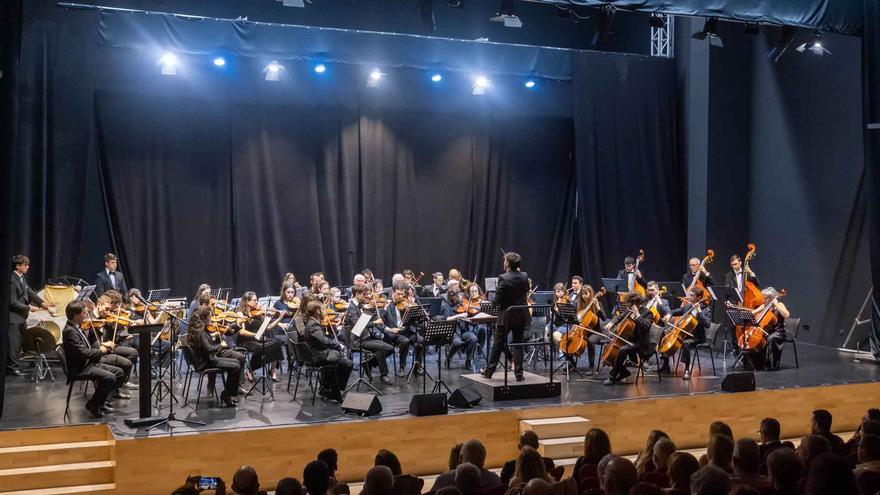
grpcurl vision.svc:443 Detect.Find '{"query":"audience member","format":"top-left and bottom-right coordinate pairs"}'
top-left (766, 449), bottom-right (801, 495)
top-left (510, 446), bottom-right (551, 486)
top-left (810, 409), bottom-right (845, 455)
top-left (597, 454), bottom-right (616, 489)
top-left (304, 460), bottom-right (332, 495)
top-left (706, 434), bottom-right (734, 473)
top-left (433, 440), bottom-right (501, 491)
top-left (805, 453), bottom-right (858, 495)
top-left (455, 463), bottom-right (482, 495)
top-left (449, 443), bottom-right (464, 471)
top-left (689, 466), bottom-right (729, 495)
top-left (698, 422), bottom-right (733, 466)
top-left (730, 438), bottom-right (764, 491)
top-left (758, 418), bottom-right (783, 462)
top-left (797, 435), bottom-right (831, 474)
top-left (628, 482), bottom-right (661, 495)
top-left (522, 478), bottom-right (552, 495)
top-left (501, 431), bottom-right (555, 486)
top-left (573, 428), bottom-right (613, 482)
top-left (276, 478), bottom-right (304, 495)
top-left (652, 438), bottom-right (676, 474)
top-left (855, 433), bottom-right (880, 474)
top-left (318, 449), bottom-right (349, 495)
top-left (603, 457), bottom-right (638, 495)
top-left (231, 466), bottom-right (261, 495)
top-left (375, 449), bottom-right (422, 495)
top-left (363, 466), bottom-right (395, 495)
top-left (375, 449), bottom-right (403, 476)
top-left (635, 430), bottom-right (669, 476)
top-left (665, 452), bottom-right (700, 495)
top-left (843, 408), bottom-right (880, 456)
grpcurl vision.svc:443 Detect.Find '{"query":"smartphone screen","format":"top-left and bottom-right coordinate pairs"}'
top-left (197, 477), bottom-right (220, 490)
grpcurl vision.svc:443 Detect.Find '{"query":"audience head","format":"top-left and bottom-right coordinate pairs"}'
top-left (448, 443), bottom-right (463, 471)
top-left (275, 477), bottom-right (304, 495)
top-left (652, 437), bottom-right (676, 470)
top-left (689, 465), bottom-right (730, 495)
top-left (459, 439), bottom-right (487, 469)
top-left (811, 409), bottom-right (833, 434)
top-left (858, 433), bottom-right (880, 464)
top-left (597, 454), bottom-right (616, 487)
top-left (519, 430), bottom-right (540, 450)
top-left (583, 428), bottom-right (613, 464)
top-left (798, 435), bottom-right (831, 471)
top-left (171, 487), bottom-right (199, 495)
top-left (231, 466), bottom-right (260, 495)
top-left (522, 478), bottom-right (552, 495)
top-left (435, 488), bottom-right (462, 495)
top-left (767, 448), bottom-right (802, 492)
top-left (732, 438), bottom-right (761, 477)
top-left (454, 463), bottom-right (481, 495)
top-left (806, 453), bottom-right (858, 495)
top-left (759, 417), bottom-right (781, 443)
top-left (628, 482), bottom-right (661, 495)
top-left (640, 430), bottom-right (669, 460)
top-left (707, 434), bottom-right (734, 472)
top-left (363, 466), bottom-right (395, 495)
top-left (514, 446), bottom-right (550, 484)
top-left (867, 408), bottom-right (880, 422)
top-left (603, 457), bottom-right (638, 495)
top-left (303, 460), bottom-right (331, 495)
top-left (708, 421), bottom-right (733, 441)
top-left (861, 419), bottom-right (880, 437)
top-left (666, 452), bottom-right (700, 491)
top-left (317, 449), bottom-right (339, 475)
top-left (374, 449), bottom-right (402, 477)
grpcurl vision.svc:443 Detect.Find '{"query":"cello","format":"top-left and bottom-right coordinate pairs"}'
top-left (657, 299), bottom-right (701, 357)
top-left (600, 304), bottom-right (641, 367)
top-left (686, 249), bottom-right (715, 294)
top-left (560, 288), bottom-right (607, 356)
top-left (736, 289), bottom-right (786, 352)
top-left (741, 244), bottom-right (763, 309)
top-left (646, 286), bottom-right (668, 324)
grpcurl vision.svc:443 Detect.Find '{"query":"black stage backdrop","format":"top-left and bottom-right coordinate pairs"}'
top-left (864, 0), bottom-right (880, 357)
top-left (572, 52), bottom-right (685, 285)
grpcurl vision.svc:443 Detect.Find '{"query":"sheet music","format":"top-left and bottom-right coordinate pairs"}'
top-left (254, 316), bottom-right (272, 340)
top-left (352, 313), bottom-right (372, 338)
top-left (446, 313), bottom-right (468, 321)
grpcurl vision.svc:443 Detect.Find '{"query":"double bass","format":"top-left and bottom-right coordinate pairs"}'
top-left (686, 249), bottom-right (715, 294)
top-left (560, 288), bottom-right (607, 356)
top-left (632, 250), bottom-right (647, 297)
top-left (741, 244), bottom-right (763, 309)
top-left (736, 289), bottom-right (786, 351)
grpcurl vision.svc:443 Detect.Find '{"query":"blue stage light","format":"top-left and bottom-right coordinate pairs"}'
top-left (431, 73), bottom-right (443, 82)
top-left (314, 63), bottom-right (327, 74)
top-left (213, 57), bottom-right (226, 67)
top-left (524, 80), bottom-right (536, 89)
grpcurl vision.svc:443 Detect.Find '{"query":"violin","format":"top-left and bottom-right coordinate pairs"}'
top-left (741, 243), bottom-right (762, 309)
top-left (332, 300), bottom-right (348, 312)
top-left (105, 312), bottom-right (135, 328)
top-left (736, 289), bottom-right (786, 351)
top-left (79, 318), bottom-right (105, 330)
top-left (248, 307), bottom-right (281, 318)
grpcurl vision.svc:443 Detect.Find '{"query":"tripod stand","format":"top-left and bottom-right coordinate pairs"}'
top-left (425, 320), bottom-right (457, 395)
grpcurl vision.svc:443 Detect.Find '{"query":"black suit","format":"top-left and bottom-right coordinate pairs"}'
top-left (616, 269), bottom-right (647, 292)
top-left (382, 303), bottom-right (424, 370)
top-left (94, 269), bottom-right (129, 298)
top-left (725, 271), bottom-right (760, 298)
top-left (62, 322), bottom-right (124, 408)
top-left (682, 271), bottom-right (717, 291)
top-left (421, 283), bottom-right (446, 298)
top-left (343, 302), bottom-right (393, 376)
top-left (8, 272), bottom-right (44, 370)
top-left (305, 318), bottom-right (353, 393)
top-left (486, 270), bottom-right (531, 375)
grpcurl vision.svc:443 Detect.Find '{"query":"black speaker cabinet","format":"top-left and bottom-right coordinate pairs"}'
top-left (341, 392), bottom-right (382, 416)
top-left (721, 372), bottom-right (755, 393)
top-left (449, 386), bottom-right (483, 409)
top-left (409, 393), bottom-right (448, 416)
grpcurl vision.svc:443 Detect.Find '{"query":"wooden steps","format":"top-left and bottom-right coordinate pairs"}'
top-left (0, 425), bottom-right (115, 495)
top-left (521, 416), bottom-right (591, 460)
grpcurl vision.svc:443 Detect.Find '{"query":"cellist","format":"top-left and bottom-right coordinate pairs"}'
top-left (752, 287), bottom-right (790, 370)
top-left (602, 292), bottom-right (654, 386)
top-left (682, 258), bottom-right (717, 291)
top-left (576, 285), bottom-right (608, 370)
top-left (663, 287), bottom-right (712, 380)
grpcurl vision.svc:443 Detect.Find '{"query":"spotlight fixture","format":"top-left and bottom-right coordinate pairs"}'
top-left (692, 17), bottom-right (723, 48)
top-left (431, 73), bottom-right (443, 82)
top-left (767, 26), bottom-right (796, 63)
top-left (277, 0), bottom-right (306, 7)
top-left (472, 75), bottom-right (490, 95)
top-left (592, 5), bottom-right (616, 46)
top-left (524, 80), bottom-right (536, 89)
top-left (264, 61), bottom-right (285, 81)
top-left (490, 0), bottom-right (523, 28)
top-left (367, 68), bottom-right (383, 87)
top-left (419, 0), bottom-right (436, 32)
top-left (158, 52), bottom-right (178, 75)
top-left (213, 57), bottom-right (226, 67)
top-left (314, 63), bottom-right (327, 74)
top-left (796, 31), bottom-right (831, 56)
top-left (649, 14), bottom-right (666, 29)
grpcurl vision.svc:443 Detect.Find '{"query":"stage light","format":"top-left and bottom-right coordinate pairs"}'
top-left (524, 80), bottom-right (536, 89)
top-left (213, 57), bottom-right (226, 67)
top-left (264, 61), bottom-right (285, 81)
top-left (692, 17), bottom-right (723, 48)
top-left (431, 73), bottom-right (443, 82)
top-left (158, 52), bottom-right (178, 76)
top-left (490, 0), bottom-right (523, 28)
top-left (592, 5), bottom-right (616, 46)
top-left (767, 26), bottom-right (796, 63)
top-left (314, 63), bottom-right (327, 74)
top-left (278, 0), bottom-right (306, 7)
top-left (367, 68), bottom-right (383, 87)
top-left (797, 31), bottom-right (831, 56)
top-left (472, 75), bottom-right (490, 95)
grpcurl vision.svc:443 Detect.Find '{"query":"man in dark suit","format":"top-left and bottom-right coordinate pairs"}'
top-left (725, 254), bottom-right (760, 299)
top-left (500, 430), bottom-right (556, 485)
top-left (94, 253), bottom-right (129, 298)
top-left (421, 272), bottom-right (447, 298)
top-left (343, 286), bottom-right (394, 385)
top-left (682, 257), bottom-right (717, 290)
top-left (383, 283), bottom-right (423, 377)
top-left (616, 257), bottom-right (647, 293)
top-left (8, 255), bottom-right (52, 375)
top-left (61, 300), bottom-right (125, 417)
top-left (482, 252), bottom-right (530, 381)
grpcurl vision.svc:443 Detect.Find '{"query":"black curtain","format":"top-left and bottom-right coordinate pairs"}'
top-left (572, 52), bottom-right (685, 284)
top-left (863, 0), bottom-right (880, 359)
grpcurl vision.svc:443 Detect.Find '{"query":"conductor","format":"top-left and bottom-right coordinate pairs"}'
top-left (481, 252), bottom-right (531, 382)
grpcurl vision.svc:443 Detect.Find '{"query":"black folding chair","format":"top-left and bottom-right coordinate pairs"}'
top-left (291, 341), bottom-right (335, 405)
top-left (179, 344), bottom-right (223, 410)
top-left (56, 347), bottom-right (94, 422)
top-left (781, 317), bottom-right (801, 368)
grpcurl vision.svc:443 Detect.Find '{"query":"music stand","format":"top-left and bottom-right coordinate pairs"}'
top-left (602, 278), bottom-right (628, 295)
top-left (659, 282), bottom-right (686, 301)
top-left (424, 320), bottom-right (457, 395)
top-left (146, 289), bottom-right (171, 303)
top-left (245, 306), bottom-right (276, 401)
top-left (344, 313), bottom-right (382, 396)
top-left (479, 301), bottom-right (498, 317)
top-left (726, 307), bottom-right (759, 370)
top-left (553, 302), bottom-right (583, 379)
top-left (124, 324), bottom-right (168, 428)
top-left (420, 297), bottom-right (443, 317)
top-left (532, 291), bottom-right (554, 305)
top-left (75, 285), bottom-right (96, 302)
top-left (710, 286), bottom-right (742, 355)
top-left (402, 305), bottom-right (431, 385)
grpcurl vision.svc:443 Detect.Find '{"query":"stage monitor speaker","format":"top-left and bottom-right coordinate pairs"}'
top-left (449, 385), bottom-right (482, 409)
top-left (409, 393), bottom-right (448, 416)
top-left (721, 372), bottom-right (755, 392)
top-left (342, 392), bottom-right (382, 416)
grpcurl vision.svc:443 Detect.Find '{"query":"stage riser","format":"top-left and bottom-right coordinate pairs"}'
top-left (0, 425), bottom-right (108, 448)
top-left (0, 442), bottom-right (113, 469)
top-left (519, 417), bottom-right (592, 439)
top-left (0, 462), bottom-right (114, 492)
top-left (486, 383), bottom-right (561, 401)
top-left (538, 437), bottom-right (583, 459)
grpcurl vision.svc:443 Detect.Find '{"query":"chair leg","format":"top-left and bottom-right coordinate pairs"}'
top-left (655, 353), bottom-right (662, 383)
top-left (195, 374), bottom-right (204, 410)
top-left (311, 369), bottom-right (318, 406)
top-left (64, 383), bottom-right (75, 421)
top-left (695, 348), bottom-right (702, 373)
top-left (183, 369), bottom-right (192, 406)
top-left (793, 342), bottom-right (799, 368)
top-left (293, 366), bottom-right (302, 399)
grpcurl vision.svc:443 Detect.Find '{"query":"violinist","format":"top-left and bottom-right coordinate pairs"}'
top-left (187, 306), bottom-right (240, 407)
top-left (281, 272), bottom-right (302, 290)
top-left (464, 283), bottom-right (489, 347)
top-left (550, 283), bottom-right (574, 344)
top-left (348, 273), bottom-right (367, 298)
top-left (273, 283), bottom-right (300, 334)
top-left (440, 287), bottom-right (476, 370)
top-left (85, 295), bottom-right (136, 394)
top-left (569, 276), bottom-right (584, 301)
top-left (753, 287), bottom-right (790, 370)
top-left (663, 287), bottom-right (712, 380)
top-left (316, 281), bottom-right (332, 301)
top-left (126, 289), bottom-right (172, 362)
top-left (402, 269), bottom-right (415, 285)
top-left (304, 300), bottom-right (353, 401)
top-left (422, 272), bottom-right (446, 298)
top-left (343, 286), bottom-right (393, 385)
top-left (482, 252), bottom-right (531, 382)
top-left (370, 280), bottom-right (388, 308)
top-left (448, 268), bottom-right (463, 286)
top-left (602, 292), bottom-right (654, 386)
top-left (577, 285), bottom-right (608, 370)
top-left (682, 257), bottom-right (717, 291)
top-left (725, 255), bottom-right (760, 299)
top-left (184, 284), bottom-right (212, 334)
top-left (309, 273), bottom-right (324, 295)
top-left (382, 283), bottom-right (424, 377)
top-left (293, 293), bottom-right (317, 337)
top-left (361, 268), bottom-right (376, 285)
top-left (233, 292), bottom-right (285, 382)
top-left (193, 302), bottom-right (245, 397)
top-left (617, 257), bottom-right (647, 294)
top-left (92, 293), bottom-right (139, 386)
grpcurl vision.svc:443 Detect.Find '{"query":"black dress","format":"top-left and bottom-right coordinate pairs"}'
top-left (236, 315), bottom-right (284, 369)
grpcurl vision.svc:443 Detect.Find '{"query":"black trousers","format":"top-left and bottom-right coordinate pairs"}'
top-left (81, 362), bottom-right (125, 408)
top-left (586, 333), bottom-right (605, 367)
top-left (679, 338), bottom-right (703, 371)
top-left (451, 329), bottom-right (478, 361)
top-left (317, 349), bottom-right (353, 392)
top-left (99, 353), bottom-right (133, 385)
top-left (106, 343), bottom-right (138, 380)
top-left (359, 339), bottom-right (394, 376)
top-left (241, 339), bottom-right (284, 369)
top-left (767, 330), bottom-right (786, 369)
top-left (212, 357), bottom-right (242, 395)
top-left (609, 344), bottom-right (643, 379)
top-left (486, 325), bottom-right (525, 374)
top-left (384, 330), bottom-right (424, 369)
top-left (6, 322), bottom-right (25, 370)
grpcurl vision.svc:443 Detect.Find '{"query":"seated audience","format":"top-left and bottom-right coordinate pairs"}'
top-left (597, 454), bottom-right (616, 490)
top-left (810, 409), bottom-right (845, 456)
top-left (455, 463), bottom-right (482, 495)
top-left (374, 449), bottom-right (423, 495)
top-left (573, 428), bottom-right (613, 483)
top-left (665, 452), bottom-right (700, 495)
top-left (855, 433), bottom-right (880, 474)
top-left (433, 439), bottom-right (501, 491)
top-left (509, 446), bottom-right (552, 487)
top-left (698, 422), bottom-right (733, 466)
top-left (652, 438), bottom-right (676, 474)
top-left (304, 460), bottom-right (332, 495)
top-left (636, 430), bottom-right (669, 476)
top-left (501, 431), bottom-right (555, 486)
top-left (318, 449), bottom-right (349, 495)
top-left (689, 466), bottom-right (729, 495)
top-left (231, 466), bottom-right (263, 495)
top-left (363, 466), bottom-right (395, 495)
top-left (758, 417), bottom-right (784, 462)
top-left (276, 478), bottom-right (304, 495)
top-left (843, 408), bottom-right (880, 457)
top-left (629, 482), bottom-right (662, 495)
top-left (805, 453), bottom-right (858, 495)
top-left (603, 457), bottom-right (638, 495)
top-left (706, 434), bottom-right (734, 473)
top-left (730, 438), bottom-right (765, 491)
top-left (797, 435), bottom-right (831, 474)
top-left (766, 449), bottom-right (801, 495)
top-left (522, 478), bottom-right (552, 495)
